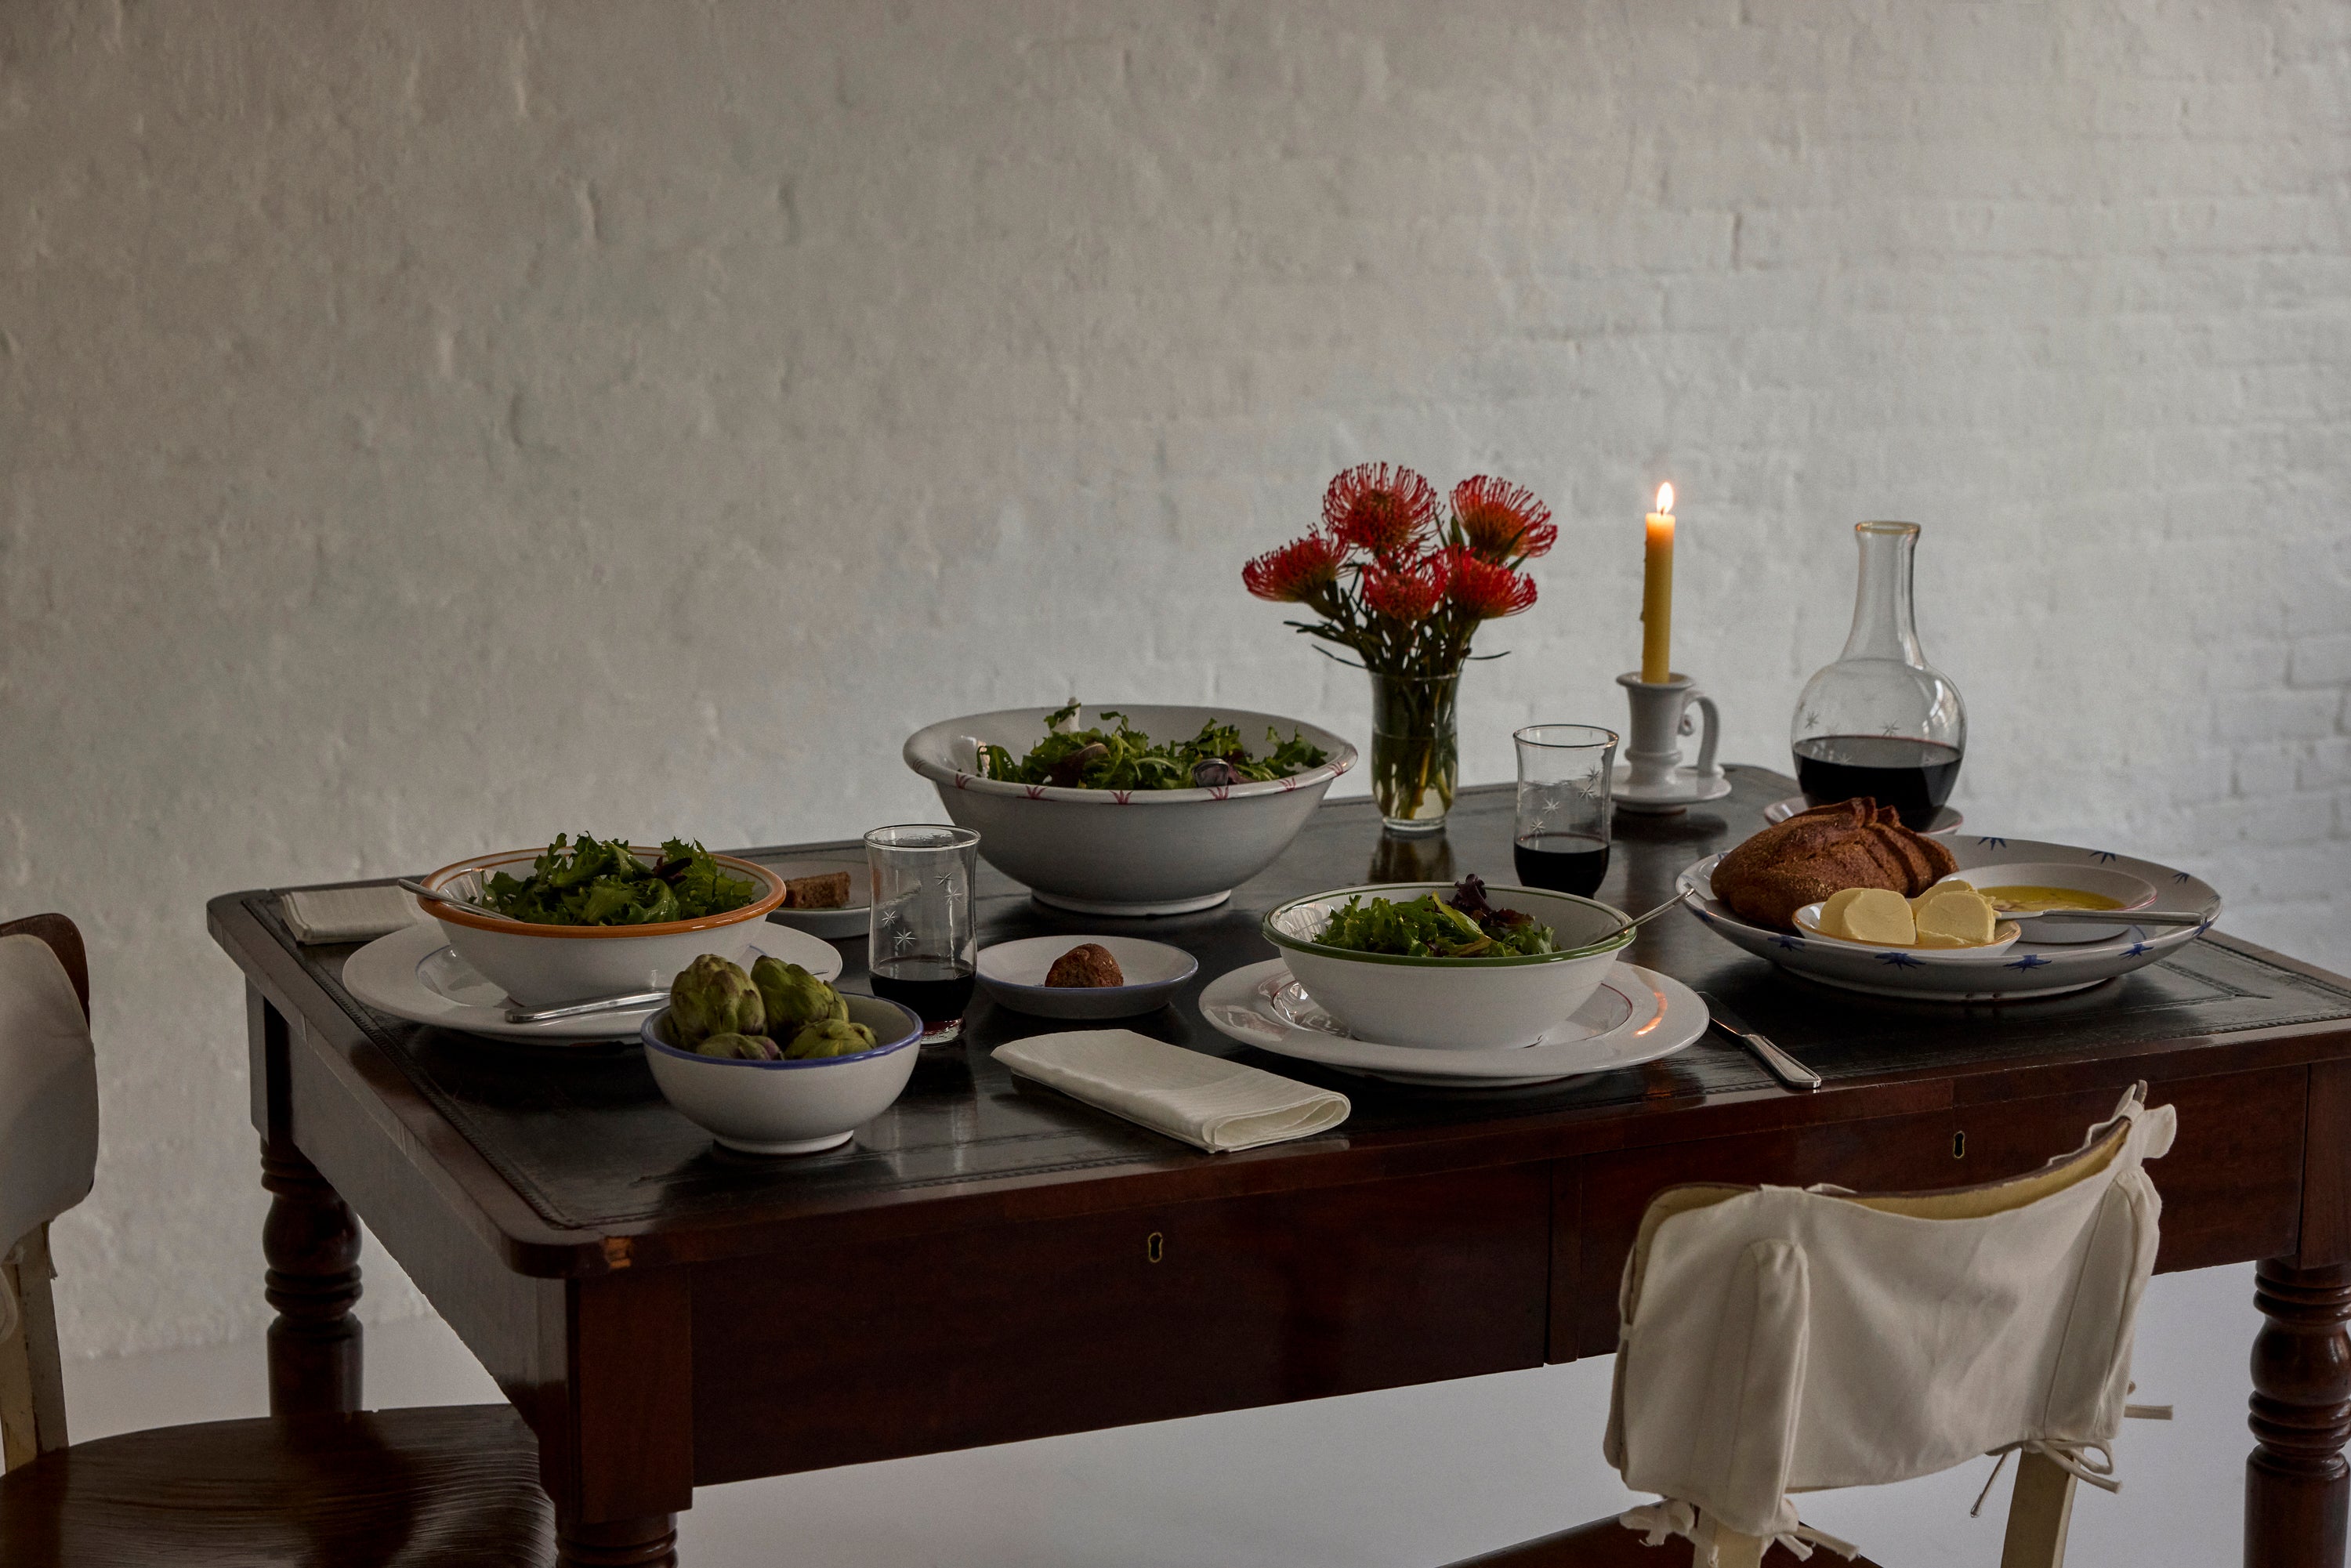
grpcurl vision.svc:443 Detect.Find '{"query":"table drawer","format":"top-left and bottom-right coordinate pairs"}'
top-left (692, 1162), bottom-right (1552, 1482)
top-left (1557, 1067), bottom-right (2306, 1360)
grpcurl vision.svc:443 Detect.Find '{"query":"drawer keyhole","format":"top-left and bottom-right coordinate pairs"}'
top-left (1146, 1232), bottom-right (1165, 1264)
top-left (1952, 1130), bottom-right (1967, 1160)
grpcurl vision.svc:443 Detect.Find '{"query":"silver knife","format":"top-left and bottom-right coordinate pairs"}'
top-left (1695, 990), bottom-right (1822, 1092)
top-left (503, 990), bottom-right (670, 1025)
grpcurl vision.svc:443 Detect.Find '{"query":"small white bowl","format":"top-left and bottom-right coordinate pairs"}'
top-left (975, 935), bottom-right (1199, 1019)
top-left (640, 994), bottom-right (922, 1156)
top-left (421, 847), bottom-right (786, 1008)
top-left (1935, 862), bottom-right (2158, 945)
top-left (1794, 901), bottom-right (2022, 958)
top-left (1260, 883), bottom-right (1633, 1052)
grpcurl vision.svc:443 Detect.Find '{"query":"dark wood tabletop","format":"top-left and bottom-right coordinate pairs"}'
top-left (208, 767), bottom-right (2351, 1567)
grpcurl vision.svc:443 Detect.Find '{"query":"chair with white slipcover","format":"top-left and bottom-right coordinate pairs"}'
top-left (0, 914), bottom-right (562, 1567)
top-left (1447, 1083), bottom-right (2173, 1568)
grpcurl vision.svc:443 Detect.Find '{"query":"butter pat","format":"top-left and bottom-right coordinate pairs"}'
top-left (1819, 886), bottom-right (1917, 945)
top-left (1914, 889), bottom-right (1998, 947)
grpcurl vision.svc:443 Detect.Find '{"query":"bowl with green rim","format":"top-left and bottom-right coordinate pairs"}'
top-left (1259, 882), bottom-right (1634, 1052)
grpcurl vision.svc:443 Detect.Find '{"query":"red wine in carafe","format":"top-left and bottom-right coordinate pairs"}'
top-left (868, 958), bottom-right (976, 1027)
top-left (1513, 833), bottom-right (1610, 898)
top-left (1793, 736), bottom-right (1962, 831)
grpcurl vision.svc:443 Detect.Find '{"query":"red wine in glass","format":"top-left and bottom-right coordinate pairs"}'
top-left (1513, 832), bottom-right (1610, 898)
top-left (869, 957), bottom-right (976, 1041)
top-left (1793, 736), bottom-right (1962, 831)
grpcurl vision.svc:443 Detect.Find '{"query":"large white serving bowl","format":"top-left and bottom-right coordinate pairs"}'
top-left (903, 705), bottom-right (1356, 916)
top-left (420, 847), bottom-right (787, 1009)
top-left (1260, 883), bottom-right (1635, 1052)
top-left (641, 994), bottom-right (923, 1155)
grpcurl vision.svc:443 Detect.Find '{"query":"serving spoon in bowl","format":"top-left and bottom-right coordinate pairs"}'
top-left (395, 877), bottom-right (512, 921)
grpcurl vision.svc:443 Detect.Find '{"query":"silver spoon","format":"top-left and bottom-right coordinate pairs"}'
top-left (1995, 906), bottom-right (2208, 929)
top-left (1589, 890), bottom-right (1698, 946)
top-left (395, 878), bottom-right (509, 919)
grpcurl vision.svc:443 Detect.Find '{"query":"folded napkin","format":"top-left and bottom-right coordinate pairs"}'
top-left (993, 1029), bottom-right (1349, 1153)
top-left (279, 885), bottom-right (428, 945)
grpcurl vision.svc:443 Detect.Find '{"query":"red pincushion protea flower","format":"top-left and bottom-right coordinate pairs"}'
top-left (1241, 534), bottom-right (1346, 603)
top-left (1323, 463), bottom-right (1438, 558)
top-left (1451, 476), bottom-right (1556, 561)
top-left (1361, 556), bottom-right (1449, 623)
top-left (1446, 549), bottom-right (1538, 619)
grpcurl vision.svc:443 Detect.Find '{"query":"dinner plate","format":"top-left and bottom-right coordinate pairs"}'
top-left (1764, 795), bottom-right (1964, 835)
top-left (975, 935), bottom-right (1198, 1019)
top-left (745, 854), bottom-right (871, 940)
top-left (1199, 958), bottom-right (1707, 1087)
top-left (1678, 835), bottom-right (2221, 1001)
top-left (342, 921), bottom-right (844, 1042)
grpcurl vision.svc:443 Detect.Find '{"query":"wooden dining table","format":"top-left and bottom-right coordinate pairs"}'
top-left (208, 766), bottom-right (2351, 1567)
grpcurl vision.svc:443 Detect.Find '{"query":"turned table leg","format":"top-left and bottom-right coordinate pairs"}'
top-left (557, 1513), bottom-right (679, 1566)
top-left (2248, 1258), bottom-right (2351, 1567)
top-left (261, 1133), bottom-right (363, 1415)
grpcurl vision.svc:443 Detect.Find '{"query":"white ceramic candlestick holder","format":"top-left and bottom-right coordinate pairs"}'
top-left (1613, 672), bottom-right (1730, 814)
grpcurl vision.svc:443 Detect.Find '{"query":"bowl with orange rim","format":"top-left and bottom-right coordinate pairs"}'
top-left (418, 847), bottom-right (788, 1009)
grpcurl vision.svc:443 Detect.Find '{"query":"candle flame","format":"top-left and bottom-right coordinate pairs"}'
top-left (1655, 483), bottom-right (1674, 516)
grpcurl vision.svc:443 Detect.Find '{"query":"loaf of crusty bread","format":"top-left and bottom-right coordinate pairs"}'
top-left (1711, 798), bottom-right (1958, 930)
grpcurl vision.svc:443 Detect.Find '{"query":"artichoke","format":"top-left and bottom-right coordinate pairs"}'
top-left (695, 1031), bottom-right (781, 1061)
top-left (668, 954), bottom-right (766, 1047)
top-left (752, 956), bottom-right (846, 1032)
top-left (784, 1018), bottom-right (877, 1059)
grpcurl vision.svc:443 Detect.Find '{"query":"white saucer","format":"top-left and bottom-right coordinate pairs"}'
top-left (341, 921), bottom-right (843, 1043)
top-left (1199, 958), bottom-right (1708, 1087)
top-left (976, 935), bottom-right (1198, 1019)
top-left (744, 854), bottom-right (871, 940)
top-left (1613, 763), bottom-right (1733, 813)
top-left (1764, 795), bottom-right (1964, 835)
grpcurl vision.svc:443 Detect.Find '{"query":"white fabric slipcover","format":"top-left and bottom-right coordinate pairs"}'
top-left (0, 933), bottom-right (100, 1340)
top-left (1606, 1085), bottom-right (2174, 1561)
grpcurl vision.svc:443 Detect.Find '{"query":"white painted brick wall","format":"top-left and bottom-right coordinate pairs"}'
top-left (3, 0), bottom-right (2347, 1393)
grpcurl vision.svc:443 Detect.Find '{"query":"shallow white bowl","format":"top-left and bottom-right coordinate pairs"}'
top-left (641, 994), bottom-right (922, 1155)
top-left (422, 847), bottom-right (787, 1008)
top-left (975, 935), bottom-right (1199, 1019)
top-left (1936, 861), bottom-right (2157, 944)
top-left (1260, 883), bottom-right (1634, 1052)
top-left (903, 704), bottom-right (1356, 916)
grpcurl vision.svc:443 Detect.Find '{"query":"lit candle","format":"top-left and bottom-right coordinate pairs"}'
top-left (1641, 483), bottom-right (1675, 683)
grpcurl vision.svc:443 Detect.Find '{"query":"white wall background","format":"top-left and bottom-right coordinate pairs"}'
top-left (3, 0), bottom-right (2348, 1557)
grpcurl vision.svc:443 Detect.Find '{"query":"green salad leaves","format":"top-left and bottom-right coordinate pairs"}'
top-left (979, 701), bottom-right (1328, 791)
top-left (481, 834), bottom-right (757, 927)
top-left (1316, 875), bottom-right (1556, 958)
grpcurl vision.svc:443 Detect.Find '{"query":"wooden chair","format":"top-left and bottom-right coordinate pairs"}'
top-left (1446, 1090), bottom-right (2172, 1568)
top-left (0, 913), bottom-right (560, 1566)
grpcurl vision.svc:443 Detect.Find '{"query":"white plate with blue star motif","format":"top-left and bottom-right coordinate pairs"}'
top-left (1677, 835), bottom-right (2222, 1001)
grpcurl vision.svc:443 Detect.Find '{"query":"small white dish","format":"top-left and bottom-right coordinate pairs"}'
top-left (1764, 795), bottom-right (1964, 835)
top-left (419, 846), bottom-right (788, 1008)
top-left (1613, 763), bottom-right (1733, 813)
top-left (1677, 835), bottom-right (2221, 1001)
top-left (1261, 883), bottom-right (1634, 1051)
top-left (642, 994), bottom-right (922, 1155)
top-left (1936, 862), bottom-right (2157, 945)
top-left (1199, 958), bottom-right (1705, 1087)
top-left (750, 854), bottom-right (872, 940)
top-left (341, 921), bottom-right (842, 1043)
top-left (975, 935), bottom-right (1198, 1019)
top-left (1792, 902), bottom-right (2022, 958)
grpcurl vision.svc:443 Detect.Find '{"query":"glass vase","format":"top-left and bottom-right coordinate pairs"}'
top-left (1791, 520), bottom-right (1967, 831)
top-left (1369, 671), bottom-right (1460, 836)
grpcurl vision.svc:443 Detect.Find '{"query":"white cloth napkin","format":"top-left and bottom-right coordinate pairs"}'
top-left (0, 934), bottom-right (98, 1340)
top-left (993, 1029), bottom-right (1349, 1153)
top-left (280, 885), bottom-right (427, 945)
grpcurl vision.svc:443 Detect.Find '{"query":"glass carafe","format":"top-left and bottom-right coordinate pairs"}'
top-left (1791, 521), bottom-right (1965, 831)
